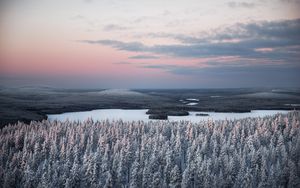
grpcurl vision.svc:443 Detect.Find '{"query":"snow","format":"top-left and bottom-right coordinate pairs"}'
top-left (168, 110), bottom-right (289, 122)
top-left (186, 102), bottom-right (198, 106)
top-left (3, 112), bottom-right (300, 187)
top-left (90, 89), bottom-right (147, 96)
top-left (48, 109), bottom-right (149, 122)
top-left (186, 98), bottom-right (199, 101)
top-left (238, 92), bottom-right (297, 99)
top-left (48, 109), bottom-right (290, 123)
top-left (210, 95), bottom-right (221, 98)
top-left (285, 104), bottom-right (300, 107)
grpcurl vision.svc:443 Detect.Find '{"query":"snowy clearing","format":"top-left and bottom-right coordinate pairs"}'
top-left (185, 98), bottom-right (199, 101)
top-left (186, 102), bottom-right (198, 106)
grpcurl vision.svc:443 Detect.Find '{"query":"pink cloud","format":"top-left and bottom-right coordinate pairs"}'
top-left (254, 48), bottom-right (274, 53)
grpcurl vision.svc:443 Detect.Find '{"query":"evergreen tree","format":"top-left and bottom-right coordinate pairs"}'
top-left (169, 165), bottom-right (181, 188)
top-left (0, 112), bottom-right (299, 188)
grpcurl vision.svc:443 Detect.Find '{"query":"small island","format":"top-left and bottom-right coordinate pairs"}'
top-left (147, 108), bottom-right (189, 120)
top-left (196, 113), bottom-right (210, 116)
top-left (149, 114), bottom-right (168, 120)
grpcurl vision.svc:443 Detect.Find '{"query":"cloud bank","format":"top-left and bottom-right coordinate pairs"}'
top-left (81, 19), bottom-right (300, 64)
top-left (80, 18), bottom-right (300, 87)
top-left (227, 1), bottom-right (256, 8)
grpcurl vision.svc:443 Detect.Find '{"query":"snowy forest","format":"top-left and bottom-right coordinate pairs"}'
top-left (1, 112), bottom-right (300, 188)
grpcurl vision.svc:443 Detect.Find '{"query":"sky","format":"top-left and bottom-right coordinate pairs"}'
top-left (0, 0), bottom-right (299, 88)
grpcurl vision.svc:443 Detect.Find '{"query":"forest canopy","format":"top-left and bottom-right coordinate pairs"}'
top-left (1, 112), bottom-right (300, 188)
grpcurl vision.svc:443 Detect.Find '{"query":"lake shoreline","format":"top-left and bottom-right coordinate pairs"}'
top-left (48, 109), bottom-right (291, 123)
top-left (1, 88), bottom-right (299, 128)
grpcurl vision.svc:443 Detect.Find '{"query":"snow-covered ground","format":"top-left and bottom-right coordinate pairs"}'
top-left (48, 109), bottom-right (149, 122)
top-left (238, 92), bottom-right (298, 99)
top-left (169, 110), bottom-right (289, 122)
top-left (48, 109), bottom-right (290, 123)
top-left (186, 102), bottom-right (198, 106)
top-left (180, 99), bottom-right (199, 105)
top-left (285, 104), bottom-right (300, 107)
top-left (185, 98), bottom-right (199, 101)
top-left (210, 95), bottom-right (221, 98)
top-left (89, 89), bottom-right (147, 97)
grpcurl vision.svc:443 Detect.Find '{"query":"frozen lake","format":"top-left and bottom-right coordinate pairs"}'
top-left (47, 109), bottom-right (290, 123)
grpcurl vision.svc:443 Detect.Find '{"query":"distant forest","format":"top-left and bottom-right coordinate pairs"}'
top-left (1, 112), bottom-right (300, 188)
